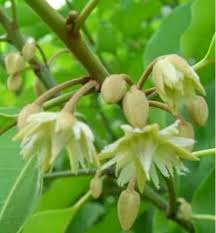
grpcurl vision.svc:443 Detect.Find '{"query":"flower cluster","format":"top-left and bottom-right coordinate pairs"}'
top-left (99, 121), bottom-right (197, 192)
top-left (13, 53), bottom-right (209, 231)
top-left (4, 39), bottom-right (36, 92)
top-left (14, 112), bottom-right (97, 173)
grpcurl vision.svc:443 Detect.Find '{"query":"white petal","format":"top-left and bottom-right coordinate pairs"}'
top-left (28, 112), bottom-right (57, 123)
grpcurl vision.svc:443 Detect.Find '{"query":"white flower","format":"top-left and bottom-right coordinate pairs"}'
top-left (13, 112), bottom-right (96, 173)
top-left (99, 121), bottom-right (198, 192)
top-left (152, 54), bottom-right (205, 111)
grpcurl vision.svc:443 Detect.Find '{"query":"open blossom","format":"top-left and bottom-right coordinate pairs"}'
top-left (152, 54), bottom-right (205, 111)
top-left (13, 112), bottom-right (97, 173)
top-left (100, 121), bottom-right (198, 192)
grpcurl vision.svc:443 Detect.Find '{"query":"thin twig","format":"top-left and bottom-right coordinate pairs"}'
top-left (34, 76), bottom-right (90, 105)
top-left (62, 80), bottom-right (98, 113)
top-left (36, 43), bottom-right (48, 64)
top-left (47, 48), bottom-right (69, 65)
top-left (192, 214), bottom-right (216, 221)
top-left (192, 148), bottom-right (215, 157)
top-left (164, 177), bottom-right (177, 217)
top-left (73, 0), bottom-right (100, 34)
top-left (137, 56), bottom-right (164, 89)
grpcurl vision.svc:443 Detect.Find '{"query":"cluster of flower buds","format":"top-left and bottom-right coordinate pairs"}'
top-left (4, 39), bottom-right (36, 92)
top-left (101, 75), bottom-right (149, 129)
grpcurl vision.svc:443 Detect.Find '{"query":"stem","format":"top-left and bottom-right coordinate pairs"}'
top-left (192, 148), bottom-right (215, 157)
top-left (145, 87), bottom-right (156, 96)
top-left (44, 168), bottom-right (96, 179)
top-left (73, 0), bottom-right (99, 34)
top-left (149, 100), bottom-right (173, 115)
top-left (34, 76), bottom-right (90, 105)
top-left (47, 48), bottom-right (69, 65)
top-left (192, 214), bottom-right (216, 221)
top-left (62, 80), bottom-right (98, 113)
top-left (143, 185), bottom-right (167, 211)
top-left (36, 43), bottom-right (47, 64)
top-left (73, 190), bottom-right (91, 210)
top-left (24, 0), bottom-right (109, 83)
top-left (193, 59), bottom-right (215, 71)
top-left (137, 56), bottom-right (164, 89)
top-left (164, 177), bottom-right (177, 217)
top-left (43, 92), bottom-right (74, 109)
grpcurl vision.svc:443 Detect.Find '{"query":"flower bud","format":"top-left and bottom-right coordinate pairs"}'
top-left (178, 121), bottom-right (194, 151)
top-left (90, 176), bottom-right (103, 199)
top-left (101, 74), bottom-right (128, 104)
top-left (17, 103), bottom-right (41, 129)
top-left (7, 74), bottom-right (22, 92)
top-left (177, 198), bottom-right (192, 221)
top-left (22, 40), bottom-right (36, 60)
top-left (123, 85), bottom-right (149, 128)
top-left (55, 112), bottom-right (76, 132)
top-left (5, 52), bottom-right (25, 75)
top-left (187, 95), bottom-right (208, 127)
top-left (118, 188), bottom-right (140, 231)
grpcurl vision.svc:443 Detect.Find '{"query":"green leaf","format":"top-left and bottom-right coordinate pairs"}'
top-left (192, 169), bottom-right (215, 233)
top-left (22, 192), bottom-right (91, 233)
top-left (37, 176), bottom-right (90, 211)
top-left (144, 2), bottom-right (191, 66)
top-left (181, 0), bottom-right (215, 61)
top-left (22, 208), bottom-right (77, 233)
top-left (0, 108), bottom-right (18, 135)
top-left (67, 202), bottom-right (105, 233)
top-left (0, 129), bottom-right (42, 233)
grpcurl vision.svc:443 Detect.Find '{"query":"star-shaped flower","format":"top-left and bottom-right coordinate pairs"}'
top-left (99, 121), bottom-right (198, 192)
top-left (13, 112), bottom-right (96, 173)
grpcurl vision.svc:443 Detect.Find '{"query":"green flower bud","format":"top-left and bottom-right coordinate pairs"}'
top-left (5, 52), bottom-right (25, 75)
top-left (22, 40), bottom-right (36, 60)
top-left (178, 121), bottom-right (194, 151)
top-left (7, 74), bottom-right (22, 92)
top-left (118, 188), bottom-right (140, 231)
top-left (123, 85), bottom-right (149, 128)
top-left (101, 74), bottom-right (128, 104)
top-left (187, 95), bottom-right (209, 127)
top-left (90, 176), bottom-right (103, 199)
top-left (17, 103), bottom-right (41, 130)
top-left (177, 198), bottom-right (192, 221)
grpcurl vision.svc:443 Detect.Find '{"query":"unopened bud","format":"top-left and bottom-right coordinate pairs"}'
top-left (7, 74), bottom-right (22, 92)
top-left (118, 188), bottom-right (140, 231)
top-left (17, 103), bottom-right (41, 129)
top-left (101, 74), bottom-right (128, 104)
top-left (22, 40), bottom-right (36, 60)
top-left (123, 85), bottom-right (149, 128)
top-left (177, 198), bottom-right (192, 221)
top-left (55, 112), bottom-right (76, 132)
top-left (90, 175), bottom-right (103, 199)
top-left (5, 52), bottom-right (25, 75)
top-left (178, 121), bottom-right (194, 151)
top-left (187, 95), bottom-right (208, 127)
